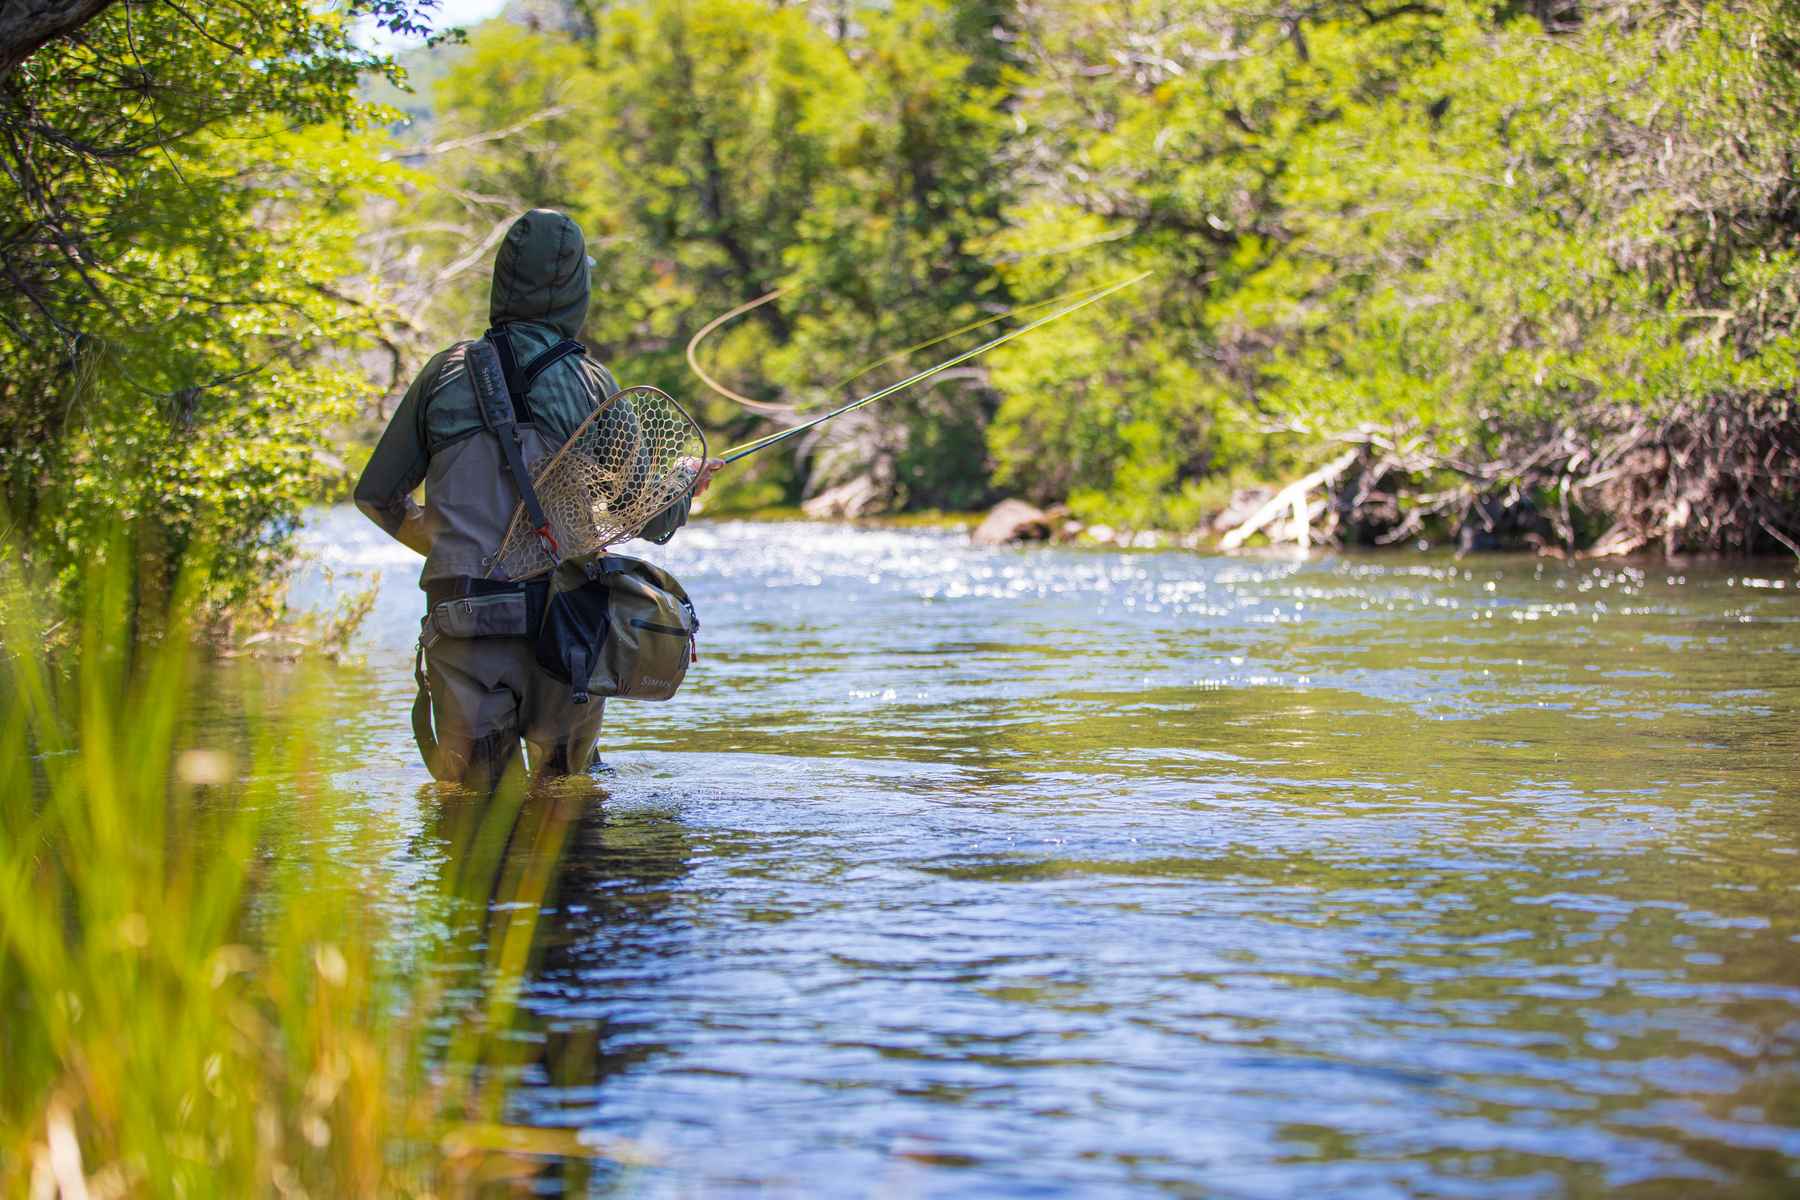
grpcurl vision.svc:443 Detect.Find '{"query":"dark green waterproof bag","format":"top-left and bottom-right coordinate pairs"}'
top-left (535, 554), bottom-right (698, 703)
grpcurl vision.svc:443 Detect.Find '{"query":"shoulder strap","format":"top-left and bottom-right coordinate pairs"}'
top-left (483, 327), bottom-right (528, 421)
top-left (466, 338), bottom-right (560, 567)
top-left (482, 328), bottom-right (588, 423)
top-left (522, 338), bottom-right (585, 391)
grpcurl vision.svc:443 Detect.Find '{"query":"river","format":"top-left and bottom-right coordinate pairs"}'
top-left (289, 504), bottom-right (1800, 1197)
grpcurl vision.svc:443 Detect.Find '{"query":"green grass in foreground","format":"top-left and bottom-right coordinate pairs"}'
top-left (0, 554), bottom-right (634, 1195)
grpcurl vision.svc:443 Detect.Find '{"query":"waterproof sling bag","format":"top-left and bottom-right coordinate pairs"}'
top-left (536, 553), bottom-right (698, 703)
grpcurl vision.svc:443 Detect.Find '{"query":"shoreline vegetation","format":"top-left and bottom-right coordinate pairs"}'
top-left (689, 379), bottom-right (1800, 564)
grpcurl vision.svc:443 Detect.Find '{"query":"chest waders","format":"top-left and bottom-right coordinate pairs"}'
top-left (411, 333), bottom-right (700, 778)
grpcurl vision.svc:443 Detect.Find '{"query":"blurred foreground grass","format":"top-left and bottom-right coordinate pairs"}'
top-left (0, 556), bottom-right (628, 1196)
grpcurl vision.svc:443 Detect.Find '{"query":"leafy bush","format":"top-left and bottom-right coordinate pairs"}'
top-left (0, 2), bottom-right (414, 622)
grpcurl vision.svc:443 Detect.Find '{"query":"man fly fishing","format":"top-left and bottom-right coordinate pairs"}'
top-left (358, 210), bottom-right (1140, 789)
top-left (355, 209), bottom-right (722, 787)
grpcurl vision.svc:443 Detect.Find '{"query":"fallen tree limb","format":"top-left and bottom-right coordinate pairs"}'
top-left (1223, 399), bottom-right (1800, 558)
top-left (1220, 450), bottom-right (1358, 549)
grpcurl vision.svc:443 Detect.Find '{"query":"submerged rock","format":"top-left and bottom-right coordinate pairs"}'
top-left (972, 499), bottom-right (1053, 545)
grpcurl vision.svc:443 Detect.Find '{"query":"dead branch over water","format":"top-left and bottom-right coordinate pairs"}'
top-left (1230, 401), bottom-right (1800, 559)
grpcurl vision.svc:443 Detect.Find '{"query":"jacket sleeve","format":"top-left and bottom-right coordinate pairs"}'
top-left (354, 352), bottom-right (446, 556)
top-left (637, 492), bottom-right (693, 545)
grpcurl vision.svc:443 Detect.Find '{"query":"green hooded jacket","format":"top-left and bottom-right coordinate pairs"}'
top-left (355, 210), bottom-right (691, 584)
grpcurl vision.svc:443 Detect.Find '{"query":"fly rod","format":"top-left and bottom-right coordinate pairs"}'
top-left (719, 270), bottom-right (1152, 464)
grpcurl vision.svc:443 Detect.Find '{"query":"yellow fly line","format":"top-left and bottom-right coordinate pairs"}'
top-left (683, 288), bottom-right (790, 414)
top-left (826, 276), bottom-right (1134, 396)
top-left (719, 271), bottom-right (1151, 464)
top-left (684, 275), bottom-right (1142, 421)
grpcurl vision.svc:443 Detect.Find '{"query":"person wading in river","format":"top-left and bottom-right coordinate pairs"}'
top-left (355, 209), bottom-right (720, 786)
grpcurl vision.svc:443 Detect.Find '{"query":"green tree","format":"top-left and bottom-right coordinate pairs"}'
top-left (0, 0), bottom-right (429, 620)
top-left (774, 0), bottom-right (1016, 510)
top-left (986, 0), bottom-right (1450, 527)
top-left (989, 0), bottom-right (1799, 547)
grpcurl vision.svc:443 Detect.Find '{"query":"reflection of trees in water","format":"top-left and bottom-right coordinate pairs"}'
top-left (411, 780), bottom-right (695, 1186)
top-left (529, 793), bottom-right (697, 1088)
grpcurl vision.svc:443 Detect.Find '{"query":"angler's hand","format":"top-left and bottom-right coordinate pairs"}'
top-left (686, 457), bottom-right (726, 496)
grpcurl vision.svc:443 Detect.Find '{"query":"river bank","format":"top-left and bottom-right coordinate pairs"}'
top-left (697, 493), bottom-right (1800, 564)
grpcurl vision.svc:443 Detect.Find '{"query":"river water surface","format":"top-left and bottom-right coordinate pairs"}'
top-left (291, 505), bottom-right (1800, 1197)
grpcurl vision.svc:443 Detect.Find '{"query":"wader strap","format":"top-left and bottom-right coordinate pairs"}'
top-left (412, 641), bottom-right (440, 775)
top-left (522, 339), bottom-right (584, 390)
top-left (426, 575), bottom-right (551, 630)
top-left (427, 574), bottom-right (527, 607)
top-left (484, 327), bottom-right (529, 423)
top-left (467, 338), bottom-right (559, 566)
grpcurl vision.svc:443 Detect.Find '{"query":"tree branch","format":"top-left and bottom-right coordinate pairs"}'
top-left (0, 0), bottom-right (121, 79)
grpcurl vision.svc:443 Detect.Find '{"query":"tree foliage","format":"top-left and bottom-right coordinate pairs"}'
top-left (0, 0), bottom-right (427, 617)
top-left (986, 0), bottom-right (1800, 541)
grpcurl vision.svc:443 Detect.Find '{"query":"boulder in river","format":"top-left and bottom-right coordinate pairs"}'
top-left (972, 499), bottom-right (1053, 546)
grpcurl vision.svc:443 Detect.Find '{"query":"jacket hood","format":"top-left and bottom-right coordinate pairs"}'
top-left (489, 209), bottom-right (589, 337)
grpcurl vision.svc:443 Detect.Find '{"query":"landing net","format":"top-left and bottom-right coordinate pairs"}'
top-left (489, 385), bottom-right (707, 580)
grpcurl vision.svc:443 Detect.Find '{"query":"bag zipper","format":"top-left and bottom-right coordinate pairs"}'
top-left (627, 615), bottom-right (699, 664)
top-left (629, 617), bottom-right (692, 638)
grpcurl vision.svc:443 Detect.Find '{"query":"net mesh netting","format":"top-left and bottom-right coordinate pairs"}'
top-left (489, 385), bottom-right (707, 580)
